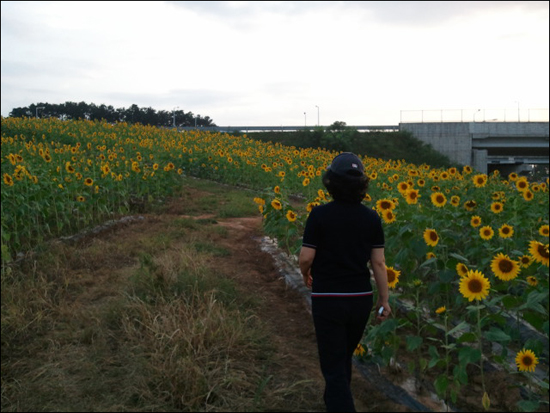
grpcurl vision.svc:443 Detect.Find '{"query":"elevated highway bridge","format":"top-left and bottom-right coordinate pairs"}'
top-left (180, 121), bottom-right (549, 175)
top-left (399, 121), bottom-right (549, 174)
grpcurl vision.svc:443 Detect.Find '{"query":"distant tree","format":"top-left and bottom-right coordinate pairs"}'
top-left (7, 101), bottom-right (216, 127)
top-left (326, 121), bottom-right (348, 132)
top-left (321, 121), bottom-right (358, 152)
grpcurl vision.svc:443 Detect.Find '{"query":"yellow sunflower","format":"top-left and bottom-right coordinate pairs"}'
top-left (464, 200), bottom-right (477, 211)
top-left (317, 189), bottom-right (326, 200)
top-left (404, 189), bottom-right (420, 204)
top-left (423, 228), bottom-right (439, 247)
top-left (426, 252), bottom-right (436, 260)
top-left (376, 198), bottom-right (396, 213)
top-left (306, 202), bottom-right (320, 212)
top-left (431, 192), bottom-right (447, 208)
top-left (528, 240), bottom-right (549, 266)
top-left (3, 173), bottom-right (14, 186)
top-left (286, 210), bottom-right (297, 222)
top-left (84, 177), bottom-right (94, 186)
top-left (515, 178), bottom-right (529, 192)
top-left (470, 216), bottom-right (482, 228)
top-left (498, 224), bottom-right (514, 239)
top-left (450, 195), bottom-right (460, 207)
top-left (515, 349), bottom-right (538, 373)
top-left (397, 181), bottom-right (410, 193)
top-left (456, 262), bottom-right (469, 277)
top-left (386, 266), bottom-right (401, 289)
top-left (491, 253), bottom-right (521, 281)
top-left (519, 255), bottom-right (533, 268)
top-left (526, 276), bottom-right (538, 287)
top-left (435, 306), bottom-right (446, 314)
top-left (382, 209), bottom-right (397, 224)
top-left (490, 202), bottom-right (504, 214)
top-left (479, 226), bottom-right (494, 241)
top-left (472, 174), bottom-right (488, 188)
top-left (354, 343), bottom-right (366, 357)
top-left (522, 190), bottom-right (534, 201)
top-left (271, 199), bottom-right (282, 210)
top-left (539, 225), bottom-right (549, 237)
top-left (459, 270), bottom-right (491, 301)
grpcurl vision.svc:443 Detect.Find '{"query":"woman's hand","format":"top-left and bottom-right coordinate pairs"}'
top-left (376, 303), bottom-right (391, 321)
top-left (303, 270), bottom-right (312, 289)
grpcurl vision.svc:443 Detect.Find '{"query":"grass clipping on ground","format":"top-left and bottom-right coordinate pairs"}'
top-left (1, 180), bottom-right (314, 412)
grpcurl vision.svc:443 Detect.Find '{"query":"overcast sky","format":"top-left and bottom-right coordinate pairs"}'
top-left (1, 1), bottom-right (549, 126)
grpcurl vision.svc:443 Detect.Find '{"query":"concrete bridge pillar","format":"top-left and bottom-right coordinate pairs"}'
top-left (472, 149), bottom-right (488, 174)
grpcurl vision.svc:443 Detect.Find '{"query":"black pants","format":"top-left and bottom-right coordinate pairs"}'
top-left (312, 295), bottom-right (373, 412)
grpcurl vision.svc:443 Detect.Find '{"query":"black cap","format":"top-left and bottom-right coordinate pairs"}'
top-left (327, 152), bottom-right (365, 177)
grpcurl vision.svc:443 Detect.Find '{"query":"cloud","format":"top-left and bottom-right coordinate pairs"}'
top-left (1, 1), bottom-right (548, 124)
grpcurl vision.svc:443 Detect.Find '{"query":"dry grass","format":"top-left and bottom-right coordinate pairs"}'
top-left (1, 180), bottom-right (319, 412)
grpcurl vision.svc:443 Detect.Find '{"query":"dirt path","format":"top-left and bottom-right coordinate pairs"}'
top-left (195, 214), bottom-right (414, 412)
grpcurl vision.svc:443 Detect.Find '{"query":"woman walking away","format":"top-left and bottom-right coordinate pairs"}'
top-left (299, 152), bottom-right (391, 412)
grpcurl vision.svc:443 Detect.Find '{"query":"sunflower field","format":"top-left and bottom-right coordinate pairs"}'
top-left (2, 117), bottom-right (548, 411)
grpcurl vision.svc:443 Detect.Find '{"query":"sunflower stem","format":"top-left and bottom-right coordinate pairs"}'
top-left (477, 306), bottom-right (486, 395)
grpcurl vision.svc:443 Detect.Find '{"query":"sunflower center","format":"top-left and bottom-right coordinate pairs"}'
top-left (538, 245), bottom-right (549, 259)
top-left (430, 232), bottom-right (438, 241)
top-left (522, 356), bottom-right (533, 366)
top-left (499, 260), bottom-right (513, 273)
top-left (387, 270), bottom-right (395, 283)
top-left (468, 279), bottom-right (482, 293)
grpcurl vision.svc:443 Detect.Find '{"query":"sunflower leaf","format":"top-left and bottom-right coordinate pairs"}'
top-left (483, 327), bottom-right (511, 343)
top-left (406, 335), bottom-right (423, 351)
top-left (458, 346), bottom-right (481, 364)
top-left (447, 321), bottom-right (469, 337)
top-left (449, 252), bottom-right (468, 262)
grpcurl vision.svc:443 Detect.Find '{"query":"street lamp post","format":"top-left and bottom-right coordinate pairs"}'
top-left (315, 105), bottom-right (319, 126)
top-left (173, 106), bottom-right (179, 128)
top-left (473, 109), bottom-right (481, 122)
top-left (304, 112), bottom-right (306, 127)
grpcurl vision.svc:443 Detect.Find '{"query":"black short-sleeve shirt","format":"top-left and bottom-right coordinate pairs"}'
top-left (302, 200), bottom-right (385, 294)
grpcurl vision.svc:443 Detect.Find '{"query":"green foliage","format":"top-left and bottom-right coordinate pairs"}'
top-left (8, 101), bottom-right (215, 128)
top-left (240, 123), bottom-right (455, 168)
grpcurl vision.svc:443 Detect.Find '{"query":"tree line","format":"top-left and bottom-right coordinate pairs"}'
top-left (7, 101), bottom-right (216, 128)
